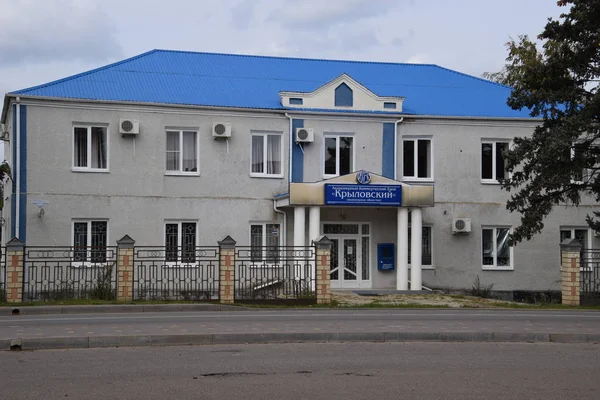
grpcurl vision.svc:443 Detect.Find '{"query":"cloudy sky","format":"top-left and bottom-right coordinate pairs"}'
top-left (0, 0), bottom-right (564, 97)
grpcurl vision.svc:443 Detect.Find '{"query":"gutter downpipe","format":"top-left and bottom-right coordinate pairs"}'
top-left (273, 201), bottom-right (287, 247)
top-left (15, 97), bottom-right (21, 240)
top-left (394, 117), bottom-right (404, 180)
top-left (285, 113), bottom-right (293, 183)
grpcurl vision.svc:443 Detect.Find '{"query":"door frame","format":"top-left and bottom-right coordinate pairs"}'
top-left (322, 221), bottom-right (372, 289)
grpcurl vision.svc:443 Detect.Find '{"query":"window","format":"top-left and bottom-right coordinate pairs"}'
top-left (403, 138), bottom-right (432, 180)
top-left (383, 102), bottom-right (397, 109)
top-left (166, 130), bottom-right (198, 174)
top-left (334, 83), bottom-right (353, 107)
top-left (250, 223), bottom-right (281, 262)
top-left (408, 226), bottom-right (433, 266)
top-left (73, 126), bottom-right (108, 171)
top-left (289, 98), bottom-right (303, 105)
top-left (251, 133), bottom-right (282, 177)
top-left (165, 222), bottom-right (197, 263)
top-left (324, 136), bottom-right (354, 177)
top-left (481, 141), bottom-right (509, 182)
top-left (482, 227), bottom-right (513, 269)
top-left (560, 228), bottom-right (590, 250)
top-left (569, 144), bottom-right (599, 184)
top-left (73, 220), bottom-right (107, 262)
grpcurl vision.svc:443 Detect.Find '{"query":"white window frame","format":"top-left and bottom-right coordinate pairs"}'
top-left (165, 129), bottom-right (200, 176)
top-left (402, 136), bottom-right (433, 182)
top-left (322, 134), bottom-right (356, 179)
top-left (164, 221), bottom-right (198, 266)
top-left (71, 219), bottom-right (109, 267)
top-left (481, 139), bottom-right (510, 184)
top-left (481, 226), bottom-right (514, 271)
top-left (408, 224), bottom-right (434, 270)
top-left (249, 222), bottom-right (282, 266)
top-left (560, 226), bottom-right (593, 271)
top-left (250, 131), bottom-right (284, 178)
top-left (72, 124), bottom-right (110, 173)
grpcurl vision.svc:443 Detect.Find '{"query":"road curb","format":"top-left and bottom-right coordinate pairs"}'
top-left (0, 304), bottom-right (249, 316)
top-left (4, 331), bottom-right (600, 351)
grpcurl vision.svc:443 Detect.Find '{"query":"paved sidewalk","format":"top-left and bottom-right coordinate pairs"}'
top-left (1, 308), bottom-right (599, 350)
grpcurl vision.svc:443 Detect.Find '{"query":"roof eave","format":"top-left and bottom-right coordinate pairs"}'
top-left (3, 94), bottom-right (542, 122)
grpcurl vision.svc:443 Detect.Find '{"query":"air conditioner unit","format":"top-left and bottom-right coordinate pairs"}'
top-left (452, 218), bottom-right (472, 234)
top-left (295, 127), bottom-right (314, 143)
top-left (0, 123), bottom-right (7, 139)
top-left (212, 122), bottom-right (232, 138)
top-left (119, 119), bottom-right (140, 135)
top-left (594, 230), bottom-right (600, 237)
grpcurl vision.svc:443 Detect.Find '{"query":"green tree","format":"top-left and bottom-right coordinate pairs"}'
top-left (0, 161), bottom-right (11, 210)
top-left (501, 0), bottom-right (600, 244)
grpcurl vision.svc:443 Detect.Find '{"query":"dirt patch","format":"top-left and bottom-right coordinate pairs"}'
top-left (331, 291), bottom-right (520, 308)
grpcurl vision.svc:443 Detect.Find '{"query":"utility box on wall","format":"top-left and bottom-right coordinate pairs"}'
top-left (377, 243), bottom-right (395, 271)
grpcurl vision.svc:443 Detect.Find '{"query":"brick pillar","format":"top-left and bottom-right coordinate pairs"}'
top-left (5, 238), bottom-right (25, 303)
top-left (117, 235), bottom-right (135, 302)
top-left (560, 238), bottom-right (581, 306)
top-left (313, 235), bottom-right (332, 305)
top-left (218, 236), bottom-right (236, 304)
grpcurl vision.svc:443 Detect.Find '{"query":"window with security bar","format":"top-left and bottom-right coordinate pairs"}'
top-left (408, 226), bottom-right (433, 266)
top-left (165, 222), bottom-right (197, 263)
top-left (250, 223), bottom-right (281, 262)
top-left (73, 220), bottom-right (107, 262)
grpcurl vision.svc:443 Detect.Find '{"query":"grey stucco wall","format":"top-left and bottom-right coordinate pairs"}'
top-left (11, 101), bottom-right (598, 292)
top-left (23, 104), bottom-right (289, 247)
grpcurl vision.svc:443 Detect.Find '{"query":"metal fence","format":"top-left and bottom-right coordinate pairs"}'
top-left (234, 246), bottom-right (316, 303)
top-left (0, 247), bottom-right (5, 302)
top-left (580, 250), bottom-right (600, 305)
top-left (23, 246), bottom-right (118, 302)
top-left (132, 246), bottom-right (220, 301)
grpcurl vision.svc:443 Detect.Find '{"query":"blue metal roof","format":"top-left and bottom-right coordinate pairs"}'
top-left (10, 49), bottom-right (531, 118)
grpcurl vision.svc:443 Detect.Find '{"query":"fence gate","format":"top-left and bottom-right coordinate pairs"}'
top-left (23, 246), bottom-right (118, 302)
top-left (132, 246), bottom-right (220, 301)
top-left (234, 246), bottom-right (317, 304)
top-left (580, 250), bottom-right (600, 305)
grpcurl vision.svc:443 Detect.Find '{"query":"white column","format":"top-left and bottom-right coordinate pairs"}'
top-left (294, 206), bottom-right (306, 280)
top-left (308, 206), bottom-right (320, 291)
top-left (397, 208), bottom-right (409, 290)
top-left (308, 207), bottom-right (320, 244)
top-left (294, 206), bottom-right (306, 247)
top-left (410, 207), bottom-right (422, 291)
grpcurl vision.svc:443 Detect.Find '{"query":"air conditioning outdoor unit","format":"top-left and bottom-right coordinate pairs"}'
top-left (119, 119), bottom-right (140, 135)
top-left (0, 123), bottom-right (7, 139)
top-left (452, 218), bottom-right (472, 234)
top-left (295, 127), bottom-right (314, 143)
top-left (212, 122), bottom-right (232, 138)
top-left (594, 230), bottom-right (600, 237)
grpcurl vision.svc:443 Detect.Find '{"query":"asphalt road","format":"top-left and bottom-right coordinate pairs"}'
top-left (1, 342), bottom-right (599, 399)
top-left (0, 309), bottom-right (599, 339)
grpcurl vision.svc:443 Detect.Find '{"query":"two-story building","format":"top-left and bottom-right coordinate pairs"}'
top-left (1, 49), bottom-right (595, 295)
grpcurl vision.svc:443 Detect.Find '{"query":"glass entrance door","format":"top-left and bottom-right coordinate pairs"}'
top-left (330, 237), bottom-right (360, 288)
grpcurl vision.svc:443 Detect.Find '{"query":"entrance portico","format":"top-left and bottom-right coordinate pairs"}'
top-left (275, 171), bottom-right (434, 291)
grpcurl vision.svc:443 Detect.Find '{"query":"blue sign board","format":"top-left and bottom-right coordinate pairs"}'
top-left (324, 184), bottom-right (402, 206)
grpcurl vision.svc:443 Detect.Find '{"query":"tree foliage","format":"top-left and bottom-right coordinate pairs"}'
top-left (501, 0), bottom-right (600, 244)
top-left (0, 161), bottom-right (11, 210)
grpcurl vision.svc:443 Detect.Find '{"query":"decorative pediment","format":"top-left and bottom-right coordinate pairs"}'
top-left (280, 74), bottom-right (404, 112)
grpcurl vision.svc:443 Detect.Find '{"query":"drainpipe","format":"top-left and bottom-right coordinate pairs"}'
top-left (273, 201), bottom-right (287, 247)
top-left (394, 117), bottom-right (404, 180)
top-left (15, 97), bottom-right (21, 240)
top-left (285, 113), bottom-right (293, 183)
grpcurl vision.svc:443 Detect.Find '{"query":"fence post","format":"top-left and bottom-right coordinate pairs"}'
top-left (313, 235), bottom-right (332, 305)
top-left (5, 237), bottom-right (25, 303)
top-left (560, 238), bottom-right (581, 306)
top-left (117, 235), bottom-right (135, 302)
top-left (218, 236), bottom-right (236, 304)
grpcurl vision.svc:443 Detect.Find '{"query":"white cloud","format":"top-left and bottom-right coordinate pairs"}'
top-left (405, 54), bottom-right (433, 64)
top-left (0, 0), bottom-right (122, 67)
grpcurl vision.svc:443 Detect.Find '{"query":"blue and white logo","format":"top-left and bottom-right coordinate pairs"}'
top-left (356, 170), bottom-right (371, 185)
